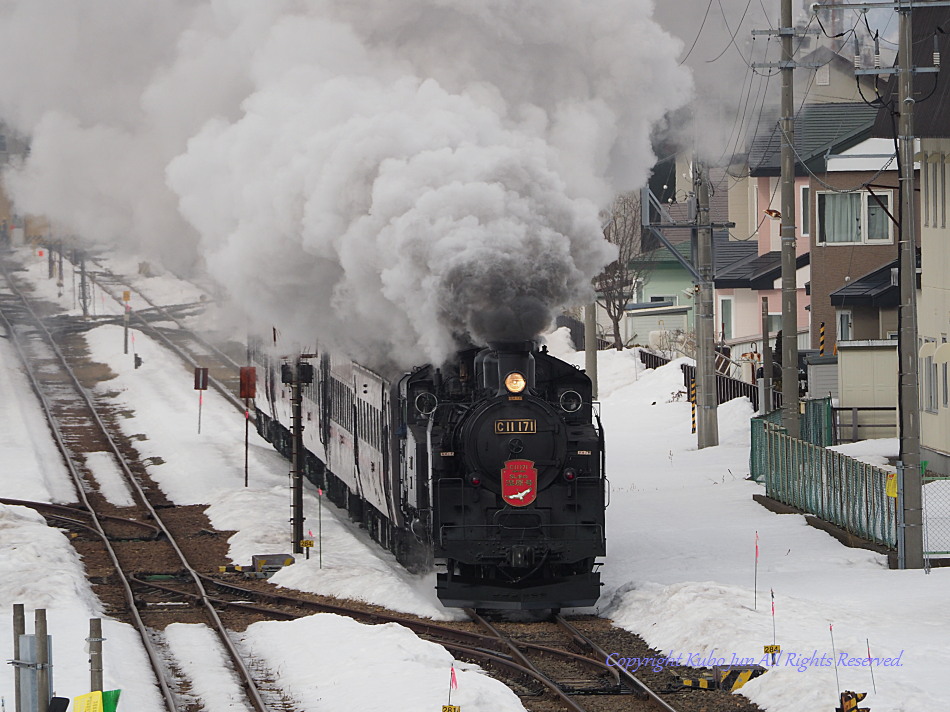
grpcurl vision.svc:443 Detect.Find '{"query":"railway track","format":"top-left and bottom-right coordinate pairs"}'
top-left (3, 249), bottom-right (765, 712)
top-left (85, 260), bottom-right (249, 413)
top-left (0, 260), bottom-right (285, 712)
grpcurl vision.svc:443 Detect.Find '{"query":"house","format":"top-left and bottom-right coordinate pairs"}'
top-left (868, 5), bottom-right (950, 476)
top-left (804, 113), bottom-right (909, 349)
top-left (619, 230), bottom-right (757, 350)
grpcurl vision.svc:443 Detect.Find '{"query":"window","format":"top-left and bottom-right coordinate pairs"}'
top-left (927, 155), bottom-right (947, 229)
top-left (817, 191), bottom-right (894, 244)
top-left (837, 309), bottom-right (852, 341)
top-left (650, 295), bottom-right (677, 305)
top-left (800, 186), bottom-right (810, 236)
top-left (767, 313), bottom-right (782, 334)
top-left (943, 335), bottom-right (948, 409)
top-left (719, 297), bottom-right (734, 340)
top-left (922, 339), bottom-right (938, 413)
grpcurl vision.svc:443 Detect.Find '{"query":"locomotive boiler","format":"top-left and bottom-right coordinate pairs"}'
top-left (252, 337), bottom-right (606, 609)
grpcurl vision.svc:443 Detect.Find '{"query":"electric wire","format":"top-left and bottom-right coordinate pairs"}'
top-left (679, 0), bottom-right (717, 65)
top-left (707, 0), bottom-right (756, 64)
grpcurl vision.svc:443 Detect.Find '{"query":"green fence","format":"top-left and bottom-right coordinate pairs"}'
top-left (802, 397), bottom-right (834, 447)
top-left (750, 409), bottom-right (783, 484)
top-left (759, 425), bottom-right (896, 548)
top-left (750, 397), bottom-right (833, 484)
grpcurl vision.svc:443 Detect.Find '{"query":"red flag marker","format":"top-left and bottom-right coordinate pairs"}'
top-left (450, 665), bottom-right (458, 690)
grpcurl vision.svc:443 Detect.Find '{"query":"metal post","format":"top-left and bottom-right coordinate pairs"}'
top-left (819, 321), bottom-right (826, 356)
top-left (761, 298), bottom-right (773, 414)
top-left (123, 304), bottom-right (129, 355)
top-left (780, 0), bottom-right (800, 438)
top-left (694, 159), bottom-right (719, 447)
top-left (13, 604), bottom-right (24, 712)
top-left (291, 364), bottom-right (304, 554)
top-left (79, 255), bottom-right (89, 319)
top-left (35, 610), bottom-right (48, 712)
top-left (690, 378), bottom-right (697, 433)
top-left (88, 619), bottom-right (103, 692)
top-left (896, 3), bottom-right (923, 569)
top-left (896, 460), bottom-right (906, 569)
top-left (584, 303), bottom-right (598, 400)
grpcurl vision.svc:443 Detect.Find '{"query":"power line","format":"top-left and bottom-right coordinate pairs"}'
top-left (679, 0), bottom-right (717, 65)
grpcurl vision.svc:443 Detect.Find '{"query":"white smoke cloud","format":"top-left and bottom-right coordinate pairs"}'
top-left (0, 1), bottom-right (692, 367)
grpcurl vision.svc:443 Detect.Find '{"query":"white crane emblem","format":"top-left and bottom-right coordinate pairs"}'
top-left (508, 488), bottom-right (532, 501)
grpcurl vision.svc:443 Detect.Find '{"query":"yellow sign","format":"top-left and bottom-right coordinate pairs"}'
top-left (300, 540), bottom-right (314, 548)
top-left (494, 419), bottom-right (536, 434)
top-left (763, 644), bottom-right (781, 655)
top-left (74, 691), bottom-right (103, 712)
top-left (886, 472), bottom-right (898, 498)
top-left (122, 290), bottom-right (131, 302)
top-left (442, 706), bottom-right (461, 712)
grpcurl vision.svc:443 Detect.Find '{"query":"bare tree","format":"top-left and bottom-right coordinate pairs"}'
top-left (595, 192), bottom-right (654, 350)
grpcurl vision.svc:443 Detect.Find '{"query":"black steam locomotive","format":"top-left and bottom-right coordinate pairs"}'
top-left (252, 338), bottom-right (606, 609)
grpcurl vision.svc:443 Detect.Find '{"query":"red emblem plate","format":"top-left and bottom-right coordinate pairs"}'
top-left (501, 459), bottom-right (538, 507)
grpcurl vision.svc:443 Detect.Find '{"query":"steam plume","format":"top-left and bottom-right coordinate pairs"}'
top-left (0, 1), bottom-right (692, 367)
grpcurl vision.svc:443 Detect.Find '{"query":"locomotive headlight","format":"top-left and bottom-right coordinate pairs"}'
top-left (504, 372), bottom-right (527, 393)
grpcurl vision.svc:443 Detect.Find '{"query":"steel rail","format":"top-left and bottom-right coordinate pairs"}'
top-left (0, 270), bottom-right (181, 711)
top-left (0, 498), bottom-right (162, 539)
top-left (0, 265), bottom-right (272, 712)
top-left (466, 608), bottom-right (589, 712)
top-left (82, 261), bottom-right (248, 413)
top-left (555, 615), bottom-right (682, 712)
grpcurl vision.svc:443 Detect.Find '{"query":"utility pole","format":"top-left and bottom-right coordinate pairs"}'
top-left (694, 159), bottom-right (719, 447)
top-left (818, 0), bottom-right (930, 569)
top-left (779, 0), bottom-right (800, 437)
top-left (895, 3), bottom-right (923, 569)
top-left (753, 0), bottom-right (818, 436)
top-left (639, 181), bottom-right (734, 448)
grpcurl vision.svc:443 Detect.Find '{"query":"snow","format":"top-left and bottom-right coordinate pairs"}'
top-left (1, 249), bottom-right (947, 711)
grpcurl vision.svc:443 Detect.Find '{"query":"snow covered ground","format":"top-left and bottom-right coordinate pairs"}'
top-left (1, 247), bottom-right (947, 711)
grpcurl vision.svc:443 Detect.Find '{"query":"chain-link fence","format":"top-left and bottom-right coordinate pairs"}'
top-left (750, 398), bottom-right (832, 484)
top-left (924, 475), bottom-right (950, 558)
top-left (759, 425), bottom-right (896, 548)
top-left (750, 409), bottom-right (783, 484)
top-left (802, 397), bottom-right (834, 447)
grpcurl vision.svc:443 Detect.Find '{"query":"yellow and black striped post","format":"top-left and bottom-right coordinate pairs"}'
top-left (819, 321), bottom-right (825, 356)
top-left (690, 377), bottom-right (696, 433)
